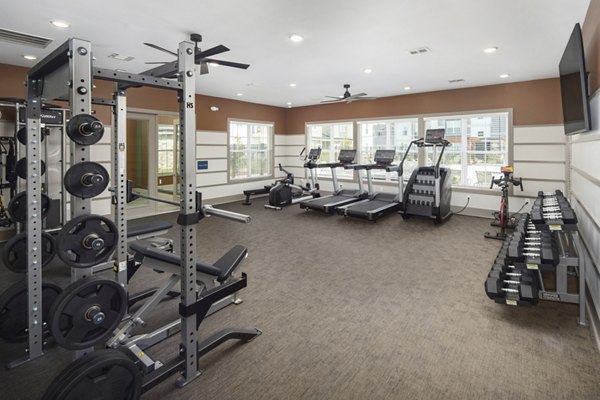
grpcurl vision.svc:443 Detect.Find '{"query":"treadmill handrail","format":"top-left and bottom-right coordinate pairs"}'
top-left (352, 163), bottom-right (393, 171)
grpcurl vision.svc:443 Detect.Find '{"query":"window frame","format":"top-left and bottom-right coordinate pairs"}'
top-left (305, 120), bottom-right (355, 180)
top-left (227, 118), bottom-right (275, 183)
top-left (423, 110), bottom-right (511, 190)
top-left (304, 109), bottom-right (512, 193)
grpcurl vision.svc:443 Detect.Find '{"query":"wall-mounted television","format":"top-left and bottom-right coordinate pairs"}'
top-left (559, 23), bottom-right (591, 135)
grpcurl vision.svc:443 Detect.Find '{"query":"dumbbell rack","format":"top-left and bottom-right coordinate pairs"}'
top-left (485, 191), bottom-right (586, 326)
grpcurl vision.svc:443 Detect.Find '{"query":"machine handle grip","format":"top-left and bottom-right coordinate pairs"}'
top-left (203, 205), bottom-right (251, 224)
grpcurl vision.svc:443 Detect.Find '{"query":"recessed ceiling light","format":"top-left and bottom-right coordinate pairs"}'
top-left (289, 83), bottom-right (297, 87)
top-left (363, 68), bottom-right (372, 74)
top-left (286, 102), bottom-right (292, 105)
top-left (499, 73), bottom-right (510, 78)
top-left (23, 55), bottom-right (37, 60)
top-left (210, 106), bottom-right (219, 112)
top-left (51, 20), bottom-right (70, 28)
top-left (236, 93), bottom-right (243, 97)
top-left (287, 105), bottom-right (292, 108)
top-left (288, 33), bottom-right (304, 43)
top-left (484, 47), bottom-right (498, 53)
top-left (404, 86), bottom-right (411, 91)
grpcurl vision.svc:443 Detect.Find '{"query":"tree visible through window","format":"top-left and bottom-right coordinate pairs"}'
top-left (229, 120), bottom-right (273, 180)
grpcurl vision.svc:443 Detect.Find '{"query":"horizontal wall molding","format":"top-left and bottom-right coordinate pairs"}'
top-left (196, 145), bottom-right (227, 159)
top-left (519, 177), bottom-right (565, 182)
top-left (513, 161), bottom-right (565, 180)
top-left (572, 166), bottom-right (600, 187)
top-left (572, 193), bottom-right (600, 244)
top-left (513, 160), bottom-right (565, 164)
top-left (513, 124), bottom-right (564, 144)
top-left (513, 142), bottom-right (566, 146)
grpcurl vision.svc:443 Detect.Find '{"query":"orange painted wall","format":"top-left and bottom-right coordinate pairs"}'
top-left (582, 0), bottom-right (600, 95)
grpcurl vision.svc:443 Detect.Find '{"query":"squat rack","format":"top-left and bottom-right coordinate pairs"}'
top-left (15, 38), bottom-right (206, 385)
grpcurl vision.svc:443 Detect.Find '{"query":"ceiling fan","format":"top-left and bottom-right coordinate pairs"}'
top-left (321, 84), bottom-right (377, 104)
top-left (143, 33), bottom-right (249, 77)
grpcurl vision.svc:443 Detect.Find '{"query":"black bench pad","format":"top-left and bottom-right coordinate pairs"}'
top-left (129, 241), bottom-right (247, 282)
top-left (127, 221), bottom-right (173, 238)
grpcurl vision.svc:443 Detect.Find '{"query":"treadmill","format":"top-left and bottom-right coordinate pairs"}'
top-left (299, 149), bottom-right (367, 214)
top-left (337, 149), bottom-right (401, 221)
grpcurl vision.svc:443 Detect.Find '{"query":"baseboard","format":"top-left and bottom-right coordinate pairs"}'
top-left (206, 193), bottom-right (256, 206)
top-left (586, 292), bottom-right (600, 352)
top-left (451, 205), bottom-right (494, 219)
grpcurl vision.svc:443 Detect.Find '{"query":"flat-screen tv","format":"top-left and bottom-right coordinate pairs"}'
top-left (559, 23), bottom-right (591, 135)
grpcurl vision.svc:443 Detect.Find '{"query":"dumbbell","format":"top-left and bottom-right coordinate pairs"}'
top-left (485, 275), bottom-right (539, 305)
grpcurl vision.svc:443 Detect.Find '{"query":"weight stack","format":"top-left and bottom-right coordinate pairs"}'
top-left (402, 166), bottom-right (452, 220)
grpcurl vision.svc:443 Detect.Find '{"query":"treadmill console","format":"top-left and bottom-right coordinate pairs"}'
top-left (425, 128), bottom-right (446, 144)
top-left (374, 149), bottom-right (396, 165)
top-left (308, 148), bottom-right (322, 161)
top-left (338, 149), bottom-right (357, 163)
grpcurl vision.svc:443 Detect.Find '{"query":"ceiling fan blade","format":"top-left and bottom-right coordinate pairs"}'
top-left (144, 61), bottom-right (171, 64)
top-left (203, 58), bottom-right (250, 69)
top-left (325, 96), bottom-right (342, 99)
top-left (199, 62), bottom-right (209, 75)
top-left (143, 42), bottom-right (177, 57)
top-left (196, 44), bottom-right (229, 60)
top-left (352, 93), bottom-right (368, 97)
top-left (320, 99), bottom-right (342, 104)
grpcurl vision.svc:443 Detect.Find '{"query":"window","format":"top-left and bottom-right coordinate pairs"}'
top-left (424, 112), bottom-right (508, 188)
top-left (229, 120), bottom-right (273, 180)
top-left (307, 122), bottom-right (353, 178)
top-left (157, 124), bottom-right (176, 175)
top-left (357, 118), bottom-right (418, 181)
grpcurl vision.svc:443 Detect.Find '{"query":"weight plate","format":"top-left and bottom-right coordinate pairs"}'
top-left (64, 162), bottom-right (110, 199)
top-left (66, 114), bottom-right (104, 145)
top-left (16, 126), bottom-right (47, 146)
top-left (7, 191), bottom-right (51, 223)
top-left (56, 214), bottom-right (118, 268)
top-left (2, 232), bottom-right (56, 273)
top-left (41, 349), bottom-right (141, 400)
top-left (15, 157), bottom-right (46, 180)
top-left (0, 280), bottom-right (61, 342)
top-left (49, 277), bottom-right (127, 350)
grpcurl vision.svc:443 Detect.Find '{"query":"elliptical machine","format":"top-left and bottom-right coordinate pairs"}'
top-left (484, 165), bottom-right (524, 240)
top-left (265, 148), bottom-right (321, 209)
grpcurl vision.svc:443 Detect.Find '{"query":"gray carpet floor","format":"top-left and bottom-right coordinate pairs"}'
top-left (1, 200), bottom-right (599, 399)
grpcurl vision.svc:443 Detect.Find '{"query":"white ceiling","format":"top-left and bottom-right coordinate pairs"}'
top-left (0, 0), bottom-right (591, 107)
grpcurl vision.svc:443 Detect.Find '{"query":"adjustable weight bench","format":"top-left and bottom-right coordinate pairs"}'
top-left (109, 242), bottom-right (249, 350)
top-left (127, 221), bottom-right (172, 239)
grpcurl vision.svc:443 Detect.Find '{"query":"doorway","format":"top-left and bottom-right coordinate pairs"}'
top-left (126, 112), bottom-right (179, 218)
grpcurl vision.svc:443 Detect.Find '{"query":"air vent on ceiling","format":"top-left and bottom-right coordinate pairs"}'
top-left (448, 79), bottom-right (465, 83)
top-left (408, 47), bottom-right (431, 55)
top-left (0, 28), bottom-right (52, 48)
